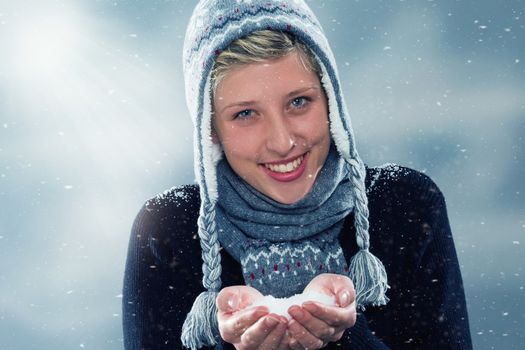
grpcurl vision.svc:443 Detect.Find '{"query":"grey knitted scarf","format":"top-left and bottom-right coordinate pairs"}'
top-left (215, 146), bottom-right (352, 297)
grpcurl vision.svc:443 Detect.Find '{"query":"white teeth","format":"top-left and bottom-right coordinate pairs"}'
top-left (265, 155), bottom-right (304, 173)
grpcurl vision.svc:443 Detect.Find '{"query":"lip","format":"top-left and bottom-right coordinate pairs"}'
top-left (264, 153), bottom-right (305, 166)
top-left (260, 152), bottom-right (309, 182)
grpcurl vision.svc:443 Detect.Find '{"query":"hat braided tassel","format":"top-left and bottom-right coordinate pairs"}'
top-left (181, 290), bottom-right (219, 349)
top-left (347, 158), bottom-right (390, 309)
top-left (349, 249), bottom-right (389, 309)
top-left (181, 201), bottom-right (222, 349)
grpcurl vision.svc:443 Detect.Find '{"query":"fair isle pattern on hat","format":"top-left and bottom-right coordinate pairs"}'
top-left (182, 1), bottom-right (389, 349)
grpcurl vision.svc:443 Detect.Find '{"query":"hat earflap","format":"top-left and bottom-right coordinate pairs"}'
top-left (318, 58), bottom-right (390, 309)
top-left (181, 76), bottom-right (223, 349)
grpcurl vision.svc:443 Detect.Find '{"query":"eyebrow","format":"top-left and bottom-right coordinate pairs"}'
top-left (218, 100), bottom-right (256, 115)
top-left (286, 86), bottom-right (319, 98)
top-left (217, 86), bottom-right (320, 115)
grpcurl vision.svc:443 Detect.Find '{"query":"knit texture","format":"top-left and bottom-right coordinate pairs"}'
top-left (122, 166), bottom-right (473, 349)
top-left (215, 146), bottom-right (352, 297)
top-left (182, 1), bottom-right (389, 347)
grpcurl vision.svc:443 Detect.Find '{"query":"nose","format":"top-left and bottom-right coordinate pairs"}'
top-left (265, 112), bottom-right (296, 156)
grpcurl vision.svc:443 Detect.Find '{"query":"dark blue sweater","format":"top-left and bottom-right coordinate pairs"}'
top-left (123, 165), bottom-right (472, 349)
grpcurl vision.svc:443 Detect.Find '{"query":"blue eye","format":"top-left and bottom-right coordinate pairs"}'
top-left (235, 109), bottom-right (253, 119)
top-left (291, 96), bottom-right (309, 108)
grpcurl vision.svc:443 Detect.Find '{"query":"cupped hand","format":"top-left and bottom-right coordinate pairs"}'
top-left (216, 285), bottom-right (290, 350)
top-left (286, 273), bottom-right (357, 349)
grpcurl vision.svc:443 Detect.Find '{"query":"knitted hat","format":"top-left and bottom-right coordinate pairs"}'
top-left (181, 1), bottom-right (388, 348)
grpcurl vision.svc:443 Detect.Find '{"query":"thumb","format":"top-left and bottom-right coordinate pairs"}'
top-left (216, 286), bottom-right (241, 313)
top-left (216, 285), bottom-right (264, 313)
top-left (324, 274), bottom-right (355, 307)
top-left (336, 287), bottom-right (356, 308)
top-left (331, 275), bottom-right (355, 307)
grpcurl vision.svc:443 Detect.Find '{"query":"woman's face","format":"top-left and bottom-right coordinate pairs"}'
top-left (213, 52), bottom-right (330, 204)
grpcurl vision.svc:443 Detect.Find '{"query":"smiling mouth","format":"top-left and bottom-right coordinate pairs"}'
top-left (263, 154), bottom-right (305, 173)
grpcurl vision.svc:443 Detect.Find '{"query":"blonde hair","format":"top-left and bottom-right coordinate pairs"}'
top-left (211, 30), bottom-right (321, 93)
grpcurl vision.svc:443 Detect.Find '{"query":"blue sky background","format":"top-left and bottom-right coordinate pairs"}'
top-left (0, 0), bottom-right (524, 349)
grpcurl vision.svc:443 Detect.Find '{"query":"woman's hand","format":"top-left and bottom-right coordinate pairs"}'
top-left (216, 285), bottom-right (290, 350)
top-left (286, 273), bottom-right (357, 349)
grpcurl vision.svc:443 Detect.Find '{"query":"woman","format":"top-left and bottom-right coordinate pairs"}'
top-left (123, 1), bottom-right (472, 349)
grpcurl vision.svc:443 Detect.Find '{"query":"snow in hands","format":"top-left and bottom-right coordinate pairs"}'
top-left (252, 291), bottom-right (336, 319)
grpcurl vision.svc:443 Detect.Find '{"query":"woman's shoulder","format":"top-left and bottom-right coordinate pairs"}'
top-left (363, 164), bottom-right (451, 265)
top-left (143, 184), bottom-right (200, 213)
top-left (365, 163), bottom-right (445, 207)
top-left (131, 184), bottom-right (201, 261)
top-left (140, 183), bottom-right (201, 234)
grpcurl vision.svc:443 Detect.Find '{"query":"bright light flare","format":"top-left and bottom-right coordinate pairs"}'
top-left (7, 13), bottom-right (82, 81)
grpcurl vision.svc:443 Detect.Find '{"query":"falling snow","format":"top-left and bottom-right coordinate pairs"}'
top-left (1, 0), bottom-right (523, 349)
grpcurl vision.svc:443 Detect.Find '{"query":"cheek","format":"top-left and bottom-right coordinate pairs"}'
top-left (301, 114), bottom-right (330, 143)
top-left (220, 130), bottom-right (256, 157)
top-left (315, 112), bottom-right (331, 141)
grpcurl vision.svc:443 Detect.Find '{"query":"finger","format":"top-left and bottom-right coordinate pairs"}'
top-left (240, 314), bottom-right (282, 348)
top-left (302, 301), bottom-right (356, 343)
top-left (287, 319), bottom-right (324, 350)
top-left (302, 300), bottom-right (356, 328)
top-left (219, 306), bottom-right (269, 342)
top-left (288, 336), bottom-right (304, 350)
top-left (288, 305), bottom-right (335, 340)
top-left (277, 329), bottom-right (293, 350)
top-left (258, 316), bottom-right (288, 350)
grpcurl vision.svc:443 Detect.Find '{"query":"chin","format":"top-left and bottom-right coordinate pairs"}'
top-left (266, 184), bottom-right (312, 205)
top-left (274, 195), bottom-right (300, 205)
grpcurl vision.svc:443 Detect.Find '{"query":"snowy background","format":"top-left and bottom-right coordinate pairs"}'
top-left (0, 0), bottom-right (523, 349)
